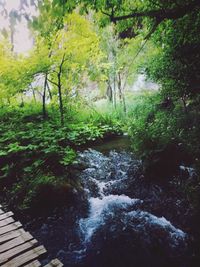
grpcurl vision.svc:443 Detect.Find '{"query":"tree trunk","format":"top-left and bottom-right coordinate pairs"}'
top-left (31, 86), bottom-right (36, 103)
top-left (42, 74), bottom-right (48, 119)
top-left (113, 75), bottom-right (117, 109)
top-left (118, 72), bottom-right (126, 113)
top-left (122, 94), bottom-right (127, 113)
top-left (58, 71), bottom-right (64, 125)
top-left (181, 96), bottom-right (188, 113)
top-left (47, 81), bottom-right (52, 100)
top-left (118, 72), bottom-right (123, 104)
top-left (57, 54), bottom-right (66, 126)
top-left (106, 80), bottom-right (113, 102)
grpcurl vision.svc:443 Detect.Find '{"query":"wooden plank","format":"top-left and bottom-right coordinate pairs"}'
top-left (0, 222), bottom-right (22, 235)
top-left (1, 245), bottom-right (47, 267)
top-left (0, 217), bottom-right (14, 228)
top-left (0, 229), bottom-right (26, 244)
top-left (0, 232), bottom-right (33, 253)
top-left (24, 260), bottom-right (41, 267)
top-left (0, 239), bottom-right (38, 264)
top-left (0, 212), bottom-right (14, 221)
top-left (44, 259), bottom-right (64, 267)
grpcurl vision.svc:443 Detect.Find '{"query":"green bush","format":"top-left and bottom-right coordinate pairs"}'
top-left (0, 103), bottom-right (122, 213)
top-left (127, 91), bottom-right (200, 161)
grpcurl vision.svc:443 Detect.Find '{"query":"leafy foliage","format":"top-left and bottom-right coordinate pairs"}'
top-left (0, 104), bottom-right (122, 212)
top-left (1, 0), bottom-right (200, 214)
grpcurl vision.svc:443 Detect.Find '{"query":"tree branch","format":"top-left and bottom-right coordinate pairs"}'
top-left (143, 19), bottom-right (161, 40)
top-left (110, 0), bottom-right (200, 23)
top-left (47, 78), bottom-right (59, 87)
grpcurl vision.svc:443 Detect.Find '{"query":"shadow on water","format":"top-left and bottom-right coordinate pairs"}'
top-left (89, 135), bottom-right (132, 154)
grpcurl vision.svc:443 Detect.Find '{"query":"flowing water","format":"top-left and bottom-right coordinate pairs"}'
top-left (29, 137), bottom-right (196, 267)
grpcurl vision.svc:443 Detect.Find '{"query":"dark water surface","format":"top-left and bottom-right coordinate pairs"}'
top-left (26, 136), bottom-right (199, 267)
top-left (89, 135), bottom-right (131, 153)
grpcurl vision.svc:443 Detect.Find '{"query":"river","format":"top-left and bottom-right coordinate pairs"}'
top-left (27, 136), bottom-right (199, 267)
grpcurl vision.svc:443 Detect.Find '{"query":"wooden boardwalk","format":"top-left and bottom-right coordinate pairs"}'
top-left (0, 205), bottom-right (63, 267)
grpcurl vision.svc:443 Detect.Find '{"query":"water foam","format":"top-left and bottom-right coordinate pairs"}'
top-left (79, 195), bottom-right (141, 242)
top-left (127, 210), bottom-right (186, 246)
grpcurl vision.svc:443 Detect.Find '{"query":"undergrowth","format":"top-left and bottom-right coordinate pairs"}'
top-left (0, 103), bottom-right (122, 214)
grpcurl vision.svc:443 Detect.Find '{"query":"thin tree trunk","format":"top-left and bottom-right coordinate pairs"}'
top-left (113, 75), bottom-right (117, 109)
top-left (58, 71), bottom-right (64, 125)
top-left (107, 80), bottom-right (113, 102)
top-left (31, 86), bottom-right (36, 103)
top-left (47, 54), bottom-right (65, 125)
top-left (118, 72), bottom-right (123, 105)
top-left (47, 81), bottom-right (52, 100)
top-left (181, 96), bottom-right (188, 113)
top-left (42, 74), bottom-right (48, 119)
top-left (57, 54), bottom-right (66, 125)
top-left (122, 94), bottom-right (127, 113)
top-left (118, 72), bottom-right (126, 113)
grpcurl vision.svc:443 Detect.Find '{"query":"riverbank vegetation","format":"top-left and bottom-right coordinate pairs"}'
top-left (0, 0), bottom-right (200, 215)
top-left (0, 103), bottom-right (122, 213)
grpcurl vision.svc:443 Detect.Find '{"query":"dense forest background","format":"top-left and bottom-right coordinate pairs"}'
top-left (0, 0), bottom-right (200, 217)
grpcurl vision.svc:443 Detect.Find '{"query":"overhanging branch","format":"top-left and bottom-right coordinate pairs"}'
top-left (109, 0), bottom-right (200, 23)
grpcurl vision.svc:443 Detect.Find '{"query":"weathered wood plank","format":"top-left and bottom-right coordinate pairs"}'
top-left (0, 206), bottom-right (64, 267)
top-left (43, 259), bottom-right (64, 267)
top-left (1, 245), bottom-right (47, 267)
top-left (0, 229), bottom-right (26, 244)
top-left (0, 232), bottom-right (33, 253)
top-left (0, 217), bottom-right (14, 228)
top-left (0, 239), bottom-right (38, 264)
top-left (0, 212), bottom-right (14, 221)
top-left (0, 222), bottom-right (22, 235)
top-left (24, 260), bottom-right (41, 267)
